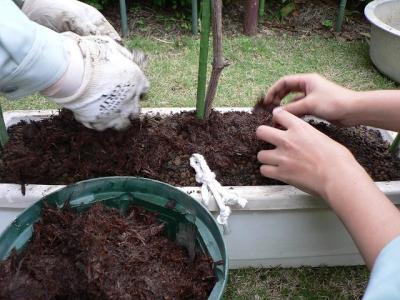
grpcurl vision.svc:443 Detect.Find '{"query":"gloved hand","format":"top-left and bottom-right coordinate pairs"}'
top-left (42, 32), bottom-right (150, 131)
top-left (21, 0), bottom-right (121, 42)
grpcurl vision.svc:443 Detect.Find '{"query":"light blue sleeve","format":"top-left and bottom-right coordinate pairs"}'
top-left (0, 0), bottom-right (68, 99)
top-left (363, 235), bottom-right (400, 299)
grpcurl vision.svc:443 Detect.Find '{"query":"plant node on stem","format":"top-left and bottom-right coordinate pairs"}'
top-left (204, 0), bottom-right (229, 119)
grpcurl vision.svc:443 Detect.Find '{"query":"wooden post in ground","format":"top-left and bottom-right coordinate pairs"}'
top-left (243, 0), bottom-right (259, 36)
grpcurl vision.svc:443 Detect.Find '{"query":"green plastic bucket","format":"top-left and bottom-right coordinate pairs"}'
top-left (0, 177), bottom-right (228, 299)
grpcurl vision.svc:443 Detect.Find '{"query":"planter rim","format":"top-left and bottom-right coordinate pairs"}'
top-left (2, 108), bottom-right (400, 212)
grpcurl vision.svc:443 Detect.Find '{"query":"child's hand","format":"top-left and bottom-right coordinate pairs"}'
top-left (264, 73), bottom-right (359, 127)
top-left (256, 107), bottom-right (361, 198)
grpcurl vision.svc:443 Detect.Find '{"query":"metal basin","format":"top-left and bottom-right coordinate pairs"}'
top-left (365, 0), bottom-right (400, 82)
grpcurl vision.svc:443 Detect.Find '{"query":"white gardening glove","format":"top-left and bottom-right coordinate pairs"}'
top-left (21, 0), bottom-right (149, 70)
top-left (21, 0), bottom-right (121, 42)
top-left (42, 32), bottom-right (150, 131)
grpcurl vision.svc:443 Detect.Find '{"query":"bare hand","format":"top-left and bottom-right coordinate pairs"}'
top-left (256, 107), bottom-right (360, 197)
top-left (264, 73), bottom-right (359, 127)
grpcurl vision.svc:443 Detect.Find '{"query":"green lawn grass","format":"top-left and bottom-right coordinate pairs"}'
top-left (1, 33), bottom-right (394, 298)
top-left (130, 35), bottom-right (395, 109)
top-left (225, 266), bottom-right (369, 299)
top-left (1, 34), bottom-right (396, 111)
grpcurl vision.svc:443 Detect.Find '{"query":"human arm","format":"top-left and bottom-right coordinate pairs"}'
top-left (345, 90), bottom-right (400, 132)
top-left (256, 108), bottom-right (400, 269)
top-left (263, 73), bottom-right (400, 131)
top-left (1, 0), bottom-right (149, 131)
top-left (0, 0), bottom-right (69, 99)
top-left (16, 0), bottom-right (148, 72)
top-left (16, 0), bottom-right (121, 42)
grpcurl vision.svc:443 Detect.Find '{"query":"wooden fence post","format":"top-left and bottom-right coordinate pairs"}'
top-left (244, 0), bottom-right (259, 36)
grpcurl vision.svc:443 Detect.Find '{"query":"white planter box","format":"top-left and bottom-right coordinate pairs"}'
top-left (1, 108), bottom-right (400, 269)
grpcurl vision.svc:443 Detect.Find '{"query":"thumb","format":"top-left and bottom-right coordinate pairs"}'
top-left (283, 97), bottom-right (311, 117)
top-left (272, 107), bottom-right (303, 129)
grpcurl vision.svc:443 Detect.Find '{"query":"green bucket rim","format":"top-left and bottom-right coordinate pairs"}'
top-left (0, 176), bottom-right (228, 299)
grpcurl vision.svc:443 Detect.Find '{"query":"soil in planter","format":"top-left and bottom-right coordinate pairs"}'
top-left (0, 203), bottom-right (216, 300)
top-left (1, 109), bottom-right (400, 187)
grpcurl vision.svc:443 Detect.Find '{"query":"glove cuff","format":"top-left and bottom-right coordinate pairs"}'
top-left (41, 35), bottom-right (84, 98)
top-left (44, 32), bottom-right (95, 110)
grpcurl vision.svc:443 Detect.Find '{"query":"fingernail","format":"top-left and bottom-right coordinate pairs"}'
top-left (272, 107), bottom-right (284, 115)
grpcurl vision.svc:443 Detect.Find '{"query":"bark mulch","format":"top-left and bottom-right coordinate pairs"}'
top-left (1, 109), bottom-right (400, 188)
top-left (0, 203), bottom-right (216, 300)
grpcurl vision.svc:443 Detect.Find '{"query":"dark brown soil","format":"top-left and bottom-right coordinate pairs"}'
top-left (259, 0), bottom-right (370, 41)
top-left (0, 203), bottom-right (216, 300)
top-left (1, 109), bottom-right (400, 187)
